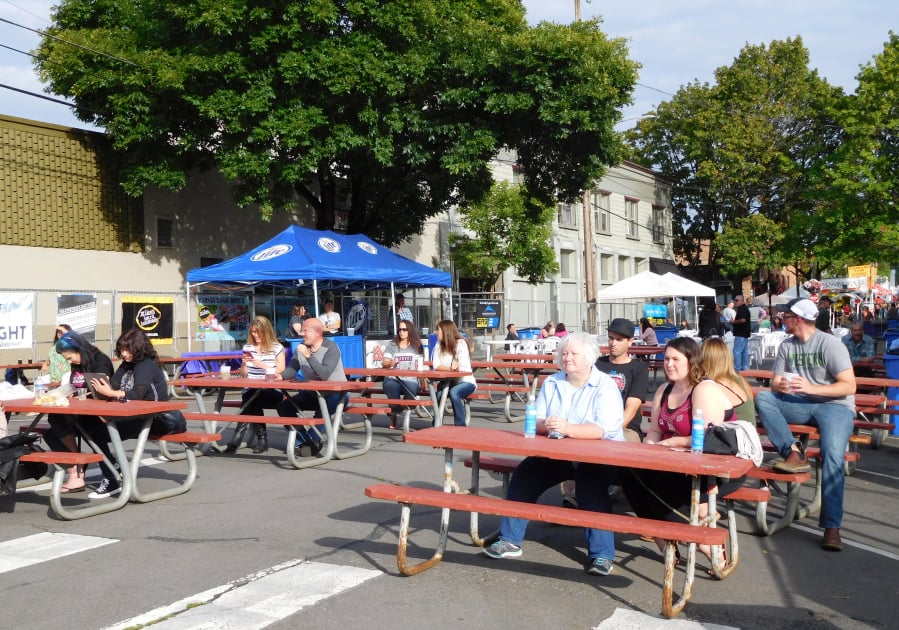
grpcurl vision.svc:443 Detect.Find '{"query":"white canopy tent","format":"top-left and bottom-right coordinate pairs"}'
top-left (596, 271), bottom-right (716, 332)
top-left (752, 287), bottom-right (810, 307)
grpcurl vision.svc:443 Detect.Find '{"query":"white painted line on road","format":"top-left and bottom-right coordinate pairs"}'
top-left (593, 607), bottom-right (739, 629)
top-left (0, 532), bottom-right (118, 574)
top-left (789, 523), bottom-right (899, 560)
top-left (854, 467), bottom-right (899, 482)
top-left (103, 558), bottom-right (382, 630)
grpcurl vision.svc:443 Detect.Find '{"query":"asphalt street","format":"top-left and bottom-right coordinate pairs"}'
top-left (3, 389), bottom-right (898, 630)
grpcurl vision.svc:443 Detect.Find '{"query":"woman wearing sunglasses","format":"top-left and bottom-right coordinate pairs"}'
top-left (381, 321), bottom-right (426, 429)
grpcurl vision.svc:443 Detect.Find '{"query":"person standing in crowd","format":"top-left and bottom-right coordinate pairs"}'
top-left (394, 293), bottom-right (414, 323)
top-left (44, 331), bottom-right (114, 493)
top-left (816, 295), bottom-right (833, 334)
top-left (319, 300), bottom-right (341, 335)
top-left (698, 298), bottom-right (723, 339)
top-left (88, 329), bottom-right (176, 499)
top-left (41, 323), bottom-right (72, 385)
top-left (722, 301), bottom-right (736, 333)
top-left (731, 295), bottom-right (752, 371)
top-left (381, 321), bottom-right (426, 430)
top-left (639, 318), bottom-right (658, 345)
top-left (755, 298), bottom-right (855, 551)
top-left (430, 320), bottom-right (476, 426)
top-left (484, 332), bottom-right (624, 576)
top-left (225, 316), bottom-right (285, 454)
top-left (276, 318), bottom-right (346, 457)
top-left (286, 304), bottom-right (309, 338)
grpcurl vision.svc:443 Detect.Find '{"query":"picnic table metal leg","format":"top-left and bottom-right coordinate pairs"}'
top-left (705, 480), bottom-right (737, 580)
top-left (130, 420), bottom-right (198, 502)
top-left (662, 477), bottom-right (699, 618)
top-left (395, 447), bottom-right (454, 576)
top-left (332, 394), bottom-right (373, 460)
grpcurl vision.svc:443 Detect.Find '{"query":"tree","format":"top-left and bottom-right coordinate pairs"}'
top-left (448, 181), bottom-right (558, 291)
top-left (627, 38), bottom-right (845, 279)
top-left (715, 215), bottom-right (786, 281)
top-left (36, 1), bottom-right (637, 246)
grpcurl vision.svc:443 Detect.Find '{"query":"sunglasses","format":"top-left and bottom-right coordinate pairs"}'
top-left (398, 327), bottom-right (409, 332)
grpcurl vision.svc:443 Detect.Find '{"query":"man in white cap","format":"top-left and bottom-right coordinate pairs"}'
top-left (755, 298), bottom-right (856, 552)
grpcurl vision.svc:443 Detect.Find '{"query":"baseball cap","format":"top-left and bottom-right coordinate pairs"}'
top-left (607, 318), bottom-right (635, 338)
top-left (787, 298), bottom-right (818, 321)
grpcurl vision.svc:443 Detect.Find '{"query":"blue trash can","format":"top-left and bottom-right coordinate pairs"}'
top-left (884, 331), bottom-right (899, 355)
top-left (518, 328), bottom-right (541, 340)
top-left (883, 354), bottom-right (899, 436)
top-left (288, 335), bottom-right (365, 371)
top-left (654, 325), bottom-right (677, 360)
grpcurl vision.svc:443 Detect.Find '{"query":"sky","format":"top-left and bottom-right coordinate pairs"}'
top-left (1, 1), bottom-right (897, 131)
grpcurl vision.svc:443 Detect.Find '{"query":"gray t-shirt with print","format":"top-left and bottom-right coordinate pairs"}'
top-left (772, 329), bottom-right (855, 410)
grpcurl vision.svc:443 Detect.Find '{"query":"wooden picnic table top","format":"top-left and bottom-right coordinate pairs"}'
top-left (0, 362), bottom-right (44, 370)
top-left (404, 425), bottom-right (752, 479)
top-left (4, 397), bottom-right (187, 416)
top-left (491, 353), bottom-right (555, 362)
top-left (178, 375), bottom-right (373, 392)
top-left (157, 353), bottom-right (243, 364)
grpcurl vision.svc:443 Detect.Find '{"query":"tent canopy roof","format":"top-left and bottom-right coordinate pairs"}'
top-left (596, 271), bottom-right (715, 300)
top-left (186, 226), bottom-right (451, 292)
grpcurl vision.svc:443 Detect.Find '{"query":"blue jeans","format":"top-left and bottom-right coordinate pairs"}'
top-left (277, 390), bottom-right (345, 445)
top-left (498, 456), bottom-right (616, 560)
top-left (732, 335), bottom-right (749, 371)
top-left (438, 381), bottom-right (476, 426)
top-left (755, 390), bottom-right (855, 528)
top-left (382, 376), bottom-right (421, 415)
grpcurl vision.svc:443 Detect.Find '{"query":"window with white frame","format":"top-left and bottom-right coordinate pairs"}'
top-left (593, 191), bottom-right (611, 234)
top-left (624, 198), bottom-right (639, 239)
top-left (559, 248), bottom-right (576, 278)
top-left (557, 201), bottom-right (578, 228)
top-left (652, 206), bottom-right (665, 243)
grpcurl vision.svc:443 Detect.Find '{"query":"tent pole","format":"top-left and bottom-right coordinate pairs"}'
top-left (390, 282), bottom-right (397, 336)
top-left (186, 282), bottom-right (192, 352)
top-left (313, 280), bottom-right (319, 317)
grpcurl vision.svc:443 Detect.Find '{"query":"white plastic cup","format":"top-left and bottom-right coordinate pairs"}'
top-left (347, 327), bottom-right (355, 336)
top-left (783, 371), bottom-right (797, 391)
top-left (220, 365), bottom-right (231, 380)
top-left (421, 327), bottom-right (429, 335)
top-left (76, 387), bottom-right (87, 401)
top-left (265, 368), bottom-right (276, 382)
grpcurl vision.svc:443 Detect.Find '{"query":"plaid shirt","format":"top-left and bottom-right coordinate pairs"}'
top-left (842, 333), bottom-right (875, 360)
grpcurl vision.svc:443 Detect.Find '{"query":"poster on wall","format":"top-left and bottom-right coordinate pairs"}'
top-left (195, 294), bottom-right (250, 341)
top-left (121, 296), bottom-right (174, 344)
top-left (57, 293), bottom-right (98, 343)
top-left (342, 298), bottom-right (369, 336)
top-left (643, 302), bottom-right (668, 326)
top-left (0, 292), bottom-right (34, 350)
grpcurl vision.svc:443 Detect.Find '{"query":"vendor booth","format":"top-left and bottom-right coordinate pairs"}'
top-left (185, 226), bottom-right (452, 367)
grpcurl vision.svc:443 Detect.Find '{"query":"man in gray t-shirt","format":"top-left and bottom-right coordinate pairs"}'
top-left (755, 299), bottom-right (856, 552)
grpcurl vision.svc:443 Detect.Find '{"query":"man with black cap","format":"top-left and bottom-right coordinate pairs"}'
top-left (755, 297), bottom-right (856, 552)
top-left (816, 295), bottom-right (833, 333)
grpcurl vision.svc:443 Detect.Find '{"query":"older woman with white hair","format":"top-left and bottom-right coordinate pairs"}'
top-left (483, 332), bottom-right (625, 576)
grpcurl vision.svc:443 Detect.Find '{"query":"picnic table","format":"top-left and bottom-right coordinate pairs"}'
top-left (3, 397), bottom-right (199, 520)
top-left (181, 376), bottom-right (375, 468)
top-left (367, 425), bottom-right (751, 618)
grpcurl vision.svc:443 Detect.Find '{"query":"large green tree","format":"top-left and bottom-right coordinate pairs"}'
top-left (36, 1), bottom-right (637, 246)
top-left (449, 181), bottom-right (558, 290)
top-left (627, 38), bottom-right (844, 283)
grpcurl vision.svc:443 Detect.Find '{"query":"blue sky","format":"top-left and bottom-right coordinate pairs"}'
top-left (1, 1), bottom-right (897, 130)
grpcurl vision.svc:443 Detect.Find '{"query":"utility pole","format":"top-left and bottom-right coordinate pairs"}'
top-left (575, 0), bottom-right (597, 333)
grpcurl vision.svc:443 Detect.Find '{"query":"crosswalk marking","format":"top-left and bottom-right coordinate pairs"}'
top-left (0, 532), bottom-right (118, 574)
top-left (103, 559), bottom-right (382, 630)
top-left (594, 608), bottom-right (740, 629)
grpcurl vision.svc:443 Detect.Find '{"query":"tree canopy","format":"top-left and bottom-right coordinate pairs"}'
top-left (36, 0), bottom-right (637, 246)
top-left (449, 181), bottom-right (558, 290)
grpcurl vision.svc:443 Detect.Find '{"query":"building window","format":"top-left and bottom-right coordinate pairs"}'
top-left (557, 201), bottom-right (578, 228)
top-left (156, 216), bottom-right (173, 248)
top-left (593, 192), bottom-right (611, 234)
top-left (559, 248), bottom-right (575, 278)
top-left (652, 206), bottom-right (665, 243)
top-left (600, 253), bottom-right (613, 282)
top-left (624, 198), bottom-right (639, 239)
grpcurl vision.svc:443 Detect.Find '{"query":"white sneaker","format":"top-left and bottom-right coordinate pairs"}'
top-left (88, 478), bottom-right (121, 499)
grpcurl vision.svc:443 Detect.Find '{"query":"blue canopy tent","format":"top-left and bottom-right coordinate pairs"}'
top-left (185, 225), bottom-right (452, 351)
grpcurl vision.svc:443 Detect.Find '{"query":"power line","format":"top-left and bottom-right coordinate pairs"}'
top-left (0, 16), bottom-right (137, 66)
top-left (0, 82), bottom-right (99, 115)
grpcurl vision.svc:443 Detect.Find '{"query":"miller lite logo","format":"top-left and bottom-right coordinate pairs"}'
top-left (250, 244), bottom-right (292, 262)
top-left (357, 242), bottom-right (378, 255)
top-left (317, 237), bottom-right (341, 253)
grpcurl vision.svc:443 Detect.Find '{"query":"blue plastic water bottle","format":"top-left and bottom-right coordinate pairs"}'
top-left (691, 408), bottom-right (705, 454)
top-left (524, 395), bottom-right (537, 439)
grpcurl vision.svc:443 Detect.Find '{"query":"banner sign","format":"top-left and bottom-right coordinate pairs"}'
top-left (820, 277), bottom-right (869, 291)
top-left (342, 298), bottom-right (370, 336)
top-left (121, 295), bottom-right (174, 344)
top-left (643, 303), bottom-right (668, 325)
top-left (475, 299), bottom-right (501, 330)
top-left (0, 292), bottom-right (34, 350)
top-left (57, 293), bottom-right (98, 343)
top-left (195, 294), bottom-right (250, 341)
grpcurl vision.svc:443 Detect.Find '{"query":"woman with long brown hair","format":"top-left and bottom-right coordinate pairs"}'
top-left (430, 320), bottom-right (476, 426)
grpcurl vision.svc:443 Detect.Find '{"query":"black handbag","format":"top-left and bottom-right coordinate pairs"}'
top-left (151, 410), bottom-right (187, 435)
top-left (703, 424), bottom-right (739, 455)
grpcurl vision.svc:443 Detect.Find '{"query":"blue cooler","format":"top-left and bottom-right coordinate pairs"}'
top-left (883, 354), bottom-right (899, 435)
top-left (654, 325), bottom-right (677, 360)
top-left (883, 331), bottom-right (899, 355)
top-left (288, 335), bottom-right (365, 371)
top-left (517, 327), bottom-right (541, 340)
